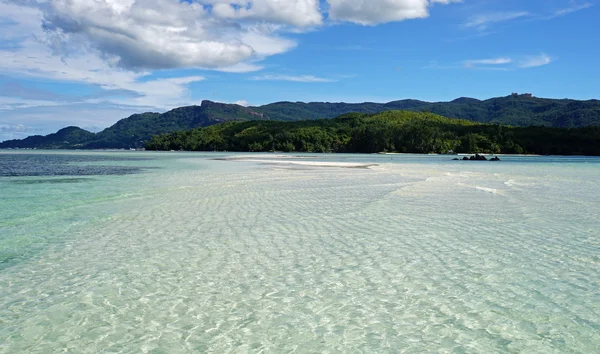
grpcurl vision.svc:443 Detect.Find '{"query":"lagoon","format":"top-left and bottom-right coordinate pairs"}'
top-left (1, 151), bottom-right (599, 352)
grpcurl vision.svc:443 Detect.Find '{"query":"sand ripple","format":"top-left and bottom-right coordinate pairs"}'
top-left (1, 157), bottom-right (599, 352)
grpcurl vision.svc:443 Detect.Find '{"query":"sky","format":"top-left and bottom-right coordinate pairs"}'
top-left (0, 0), bottom-right (598, 141)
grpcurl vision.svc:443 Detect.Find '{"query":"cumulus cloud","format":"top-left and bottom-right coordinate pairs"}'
top-left (327, 0), bottom-right (460, 25)
top-left (2, 0), bottom-right (463, 72)
top-left (209, 0), bottom-right (323, 27)
top-left (0, 33), bottom-right (205, 109)
top-left (0, 0), bottom-right (464, 139)
top-left (26, 0), bottom-right (298, 71)
top-left (0, 1), bottom-right (212, 110)
top-left (1, 0), bottom-right (463, 76)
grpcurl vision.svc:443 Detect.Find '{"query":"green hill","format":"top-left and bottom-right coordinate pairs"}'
top-left (0, 101), bottom-right (269, 149)
top-left (0, 126), bottom-right (96, 149)
top-left (2, 94), bottom-right (599, 149)
top-left (253, 95), bottom-right (600, 127)
top-left (85, 103), bottom-right (268, 148)
top-left (146, 111), bottom-right (600, 156)
top-left (252, 100), bottom-right (430, 121)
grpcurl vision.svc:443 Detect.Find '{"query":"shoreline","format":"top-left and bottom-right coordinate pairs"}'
top-left (3, 149), bottom-right (598, 158)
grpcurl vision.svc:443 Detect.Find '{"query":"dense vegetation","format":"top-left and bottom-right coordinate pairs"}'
top-left (146, 111), bottom-right (600, 155)
top-left (2, 94), bottom-right (599, 149)
top-left (255, 94), bottom-right (600, 128)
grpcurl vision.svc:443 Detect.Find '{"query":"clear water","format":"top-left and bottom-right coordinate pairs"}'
top-left (1, 151), bottom-right (599, 352)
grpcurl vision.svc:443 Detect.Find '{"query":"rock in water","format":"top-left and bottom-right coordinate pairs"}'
top-left (465, 154), bottom-right (489, 161)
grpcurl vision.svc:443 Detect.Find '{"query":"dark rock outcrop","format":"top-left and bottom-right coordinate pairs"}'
top-left (458, 154), bottom-right (497, 161)
top-left (469, 154), bottom-right (488, 161)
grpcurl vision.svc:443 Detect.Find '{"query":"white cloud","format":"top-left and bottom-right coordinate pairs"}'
top-left (464, 3), bottom-right (593, 32)
top-left (0, 0), bottom-right (465, 140)
top-left (518, 53), bottom-right (552, 68)
top-left (0, 33), bottom-right (205, 109)
top-left (327, 0), bottom-right (460, 25)
top-left (251, 74), bottom-right (336, 82)
top-left (0, 96), bottom-right (64, 111)
top-left (0, 124), bottom-right (31, 133)
top-left (464, 11), bottom-right (529, 30)
top-left (21, 0), bottom-right (288, 71)
top-left (548, 2), bottom-right (593, 18)
top-left (216, 63), bottom-right (265, 73)
top-left (0, 1), bottom-right (212, 110)
top-left (0, 0), bottom-right (327, 76)
top-left (240, 27), bottom-right (297, 57)
top-left (234, 100), bottom-right (250, 107)
top-left (460, 54), bottom-right (552, 70)
top-left (0, 123), bottom-right (36, 141)
top-left (1, 0), bottom-right (464, 78)
top-left (464, 57), bottom-right (512, 68)
top-left (0, 102), bottom-right (157, 141)
top-left (209, 0), bottom-right (323, 27)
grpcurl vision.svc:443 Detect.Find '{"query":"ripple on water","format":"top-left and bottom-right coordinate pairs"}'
top-left (8, 178), bottom-right (94, 184)
top-left (0, 156), bottom-right (599, 352)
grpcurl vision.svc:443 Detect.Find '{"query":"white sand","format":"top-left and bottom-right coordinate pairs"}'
top-left (225, 157), bottom-right (378, 169)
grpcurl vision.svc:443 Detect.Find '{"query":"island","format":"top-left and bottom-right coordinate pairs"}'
top-left (145, 111), bottom-right (600, 156)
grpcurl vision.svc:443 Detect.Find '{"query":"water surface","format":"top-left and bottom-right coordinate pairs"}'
top-left (1, 151), bottom-right (599, 352)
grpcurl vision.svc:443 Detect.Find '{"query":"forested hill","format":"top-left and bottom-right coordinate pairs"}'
top-left (0, 101), bottom-right (269, 149)
top-left (0, 126), bottom-right (97, 150)
top-left (146, 111), bottom-right (600, 156)
top-left (1, 94), bottom-right (600, 149)
top-left (258, 94), bottom-right (600, 127)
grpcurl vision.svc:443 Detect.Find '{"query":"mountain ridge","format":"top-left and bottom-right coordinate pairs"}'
top-left (2, 94), bottom-right (600, 149)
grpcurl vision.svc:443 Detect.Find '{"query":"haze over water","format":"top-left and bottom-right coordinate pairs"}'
top-left (1, 151), bottom-right (599, 353)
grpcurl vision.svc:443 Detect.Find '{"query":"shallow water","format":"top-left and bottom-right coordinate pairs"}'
top-left (1, 151), bottom-right (599, 352)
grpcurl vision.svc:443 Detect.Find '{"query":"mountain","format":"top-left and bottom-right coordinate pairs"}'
top-left (253, 99), bottom-right (430, 121)
top-left (0, 126), bottom-right (96, 149)
top-left (85, 102), bottom-right (268, 149)
top-left (0, 101), bottom-right (269, 149)
top-left (145, 110), bottom-right (600, 156)
top-left (2, 94), bottom-right (600, 149)
top-left (254, 94), bottom-right (600, 127)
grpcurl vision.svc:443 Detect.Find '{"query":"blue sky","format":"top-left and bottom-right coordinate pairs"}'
top-left (0, 0), bottom-right (598, 141)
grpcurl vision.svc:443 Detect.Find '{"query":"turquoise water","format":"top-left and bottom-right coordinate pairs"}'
top-left (1, 151), bottom-right (599, 352)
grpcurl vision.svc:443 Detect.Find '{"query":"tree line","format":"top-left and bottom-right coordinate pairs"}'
top-left (145, 111), bottom-right (600, 155)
